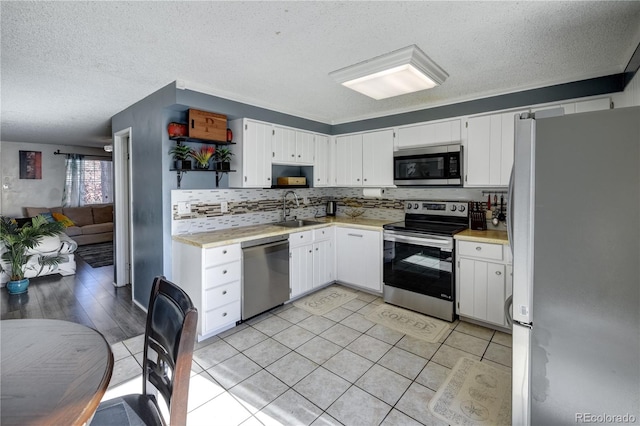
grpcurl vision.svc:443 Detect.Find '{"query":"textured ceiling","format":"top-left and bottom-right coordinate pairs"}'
top-left (2, 1), bottom-right (640, 147)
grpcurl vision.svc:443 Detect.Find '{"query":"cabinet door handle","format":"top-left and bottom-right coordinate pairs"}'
top-left (222, 290), bottom-right (227, 295)
top-left (291, 154), bottom-right (295, 157)
top-left (495, 271), bottom-right (502, 276)
top-left (348, 233), bottom-right (363, 237)
top-left (222, 270), bottom-right (227, 274)
top-left (300, 235), bottom-right (304, 238)
top-left (267, 177), bottom-right (271, 181)
top-left (356, 178), bottom-right (360, 181)
top-left (475, 246), bottom-right (482, 251)
top-left (222, 312), bottom-right (227, 317)
top-left (222, 250), bottom-right (227, 254)
top-left (315, 248), bottom-right (319, 251)
top-left (364, 178), bottom-right (367, 181)
top-left (309, 249), bottom-right (312, 253)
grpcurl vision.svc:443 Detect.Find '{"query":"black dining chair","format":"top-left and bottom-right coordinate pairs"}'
top-left (91, 276), bottom-right (198, 426)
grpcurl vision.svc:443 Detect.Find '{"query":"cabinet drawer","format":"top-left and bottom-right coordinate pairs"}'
top-left (289, 230), bottom-right (313, 248)
top-left (313, 227), bottom-right (333, 242)
top-left (205, 281), bottom-right (240, 310)
top-left (458, 241), bottom-right (503, 261)
top-left (204, 301), bottom-right (240, 333)
top-left (205, 244), bottom-right (241, 267)
top-left (204, 261), bottom-right (241, 289)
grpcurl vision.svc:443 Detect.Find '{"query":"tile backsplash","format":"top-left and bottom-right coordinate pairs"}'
top-left (171, 187), bottom-right (489, 235)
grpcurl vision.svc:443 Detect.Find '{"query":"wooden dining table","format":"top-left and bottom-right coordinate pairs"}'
top-left (1, 319), bottom-right (114, 426)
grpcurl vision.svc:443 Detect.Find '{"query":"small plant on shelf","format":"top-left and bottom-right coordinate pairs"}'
top-left (169, 144), bottom-right (192, 170)
top-left (214, 146), bottom-right (234, 171)
top-left (190, 145), bottom-right (215, 169)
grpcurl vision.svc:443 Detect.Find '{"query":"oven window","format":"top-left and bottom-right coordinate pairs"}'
top-left (383, 240), bottom-right (453, 300)
top-left (395, 155), bottom-right (445, 180)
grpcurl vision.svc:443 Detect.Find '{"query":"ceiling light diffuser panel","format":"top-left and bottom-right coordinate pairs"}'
top-left (330, 45), bottom-right (448, 100)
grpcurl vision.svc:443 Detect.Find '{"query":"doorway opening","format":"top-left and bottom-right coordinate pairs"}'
top-left (113, 128), bottom-right (133, 294)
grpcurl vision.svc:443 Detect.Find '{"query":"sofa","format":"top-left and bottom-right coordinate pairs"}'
top-left (25, 204), bottom-right (113, 246)
top-left (0, 232), bottom-right (77, 284)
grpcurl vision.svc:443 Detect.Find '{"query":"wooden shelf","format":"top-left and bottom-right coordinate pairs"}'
top-left (170, 136), bottom-right (235, 145)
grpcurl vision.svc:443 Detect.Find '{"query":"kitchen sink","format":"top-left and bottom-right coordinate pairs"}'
top-left (274, 219), bottom-right (321, 228)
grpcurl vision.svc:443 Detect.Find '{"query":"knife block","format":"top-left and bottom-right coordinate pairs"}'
top-left (469, 202), bottom-right (487, 230)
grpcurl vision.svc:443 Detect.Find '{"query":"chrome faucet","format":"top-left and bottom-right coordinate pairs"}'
top-left (282, 190), bottom-right (300, 221)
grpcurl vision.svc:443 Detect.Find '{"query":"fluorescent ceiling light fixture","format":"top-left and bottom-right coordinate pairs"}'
top-left (330, 45), bottom-right (448, 100)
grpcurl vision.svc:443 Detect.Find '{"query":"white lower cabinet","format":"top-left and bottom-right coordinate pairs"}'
top-left (456, 240), bottom-right (512, 328)
top-left (289, 228), bottom-right (335, 299)
top-left (335, 227), bottom-right (382, 292)
top-left (172, 242), bottom-right (241, 341)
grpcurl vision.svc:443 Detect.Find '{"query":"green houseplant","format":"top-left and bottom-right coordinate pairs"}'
top-left (0, 215), bottom-right (66, 294)
top-left (214, 146), bottom-right (234, 171)
top-left (169, 144), bottom-right (192, 170)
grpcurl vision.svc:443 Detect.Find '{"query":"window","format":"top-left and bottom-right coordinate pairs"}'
top-left (63, 158), bottom-right (113, 206)
top-left (81, 160), bottom-right (113, 204)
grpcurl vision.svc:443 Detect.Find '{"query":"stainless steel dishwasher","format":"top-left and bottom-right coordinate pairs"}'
top-left (241, 234), bottom-right (290, 320)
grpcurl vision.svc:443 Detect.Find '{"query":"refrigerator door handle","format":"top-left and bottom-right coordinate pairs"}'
top-left (507, 166), bottom-right (514, 256)
top-left (504, 294), bottom-right (513, 327)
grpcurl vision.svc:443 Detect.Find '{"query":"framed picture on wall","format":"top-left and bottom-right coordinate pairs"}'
top-left (19, 150), bottom-right (42, 179)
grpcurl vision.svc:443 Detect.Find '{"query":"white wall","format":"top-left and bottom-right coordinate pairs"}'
top-left (0, 141), bottom-right (107, 217)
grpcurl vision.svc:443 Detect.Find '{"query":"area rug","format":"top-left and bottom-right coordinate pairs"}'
top-left (294, 286), bottom-right (358, 316)
top-left (429, 357), bottom-right (512, 426)
top-left (365, 303), bottom-right (449, 343)
top-left (74, 242), bottom-right (113, 268)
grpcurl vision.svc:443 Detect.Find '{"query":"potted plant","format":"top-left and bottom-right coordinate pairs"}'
top-left (214, 146), bottom-right (234, 171)
top-left (169, 144), bottom-right (192, 170)
top-left (0, 215), bottom-right (66, 294)
top-left (190, 145), bottom-right (215, 170)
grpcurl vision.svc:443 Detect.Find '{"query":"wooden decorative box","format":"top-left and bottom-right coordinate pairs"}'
top-left (188, 109), bottom-right (227, 142)
top-left (277, 177), bottom-right (306, 186)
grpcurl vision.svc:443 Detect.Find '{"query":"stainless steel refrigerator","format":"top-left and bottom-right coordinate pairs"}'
top-left (509, 106), bottom-right (640, 425)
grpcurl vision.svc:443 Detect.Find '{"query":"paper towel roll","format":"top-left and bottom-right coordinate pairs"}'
top-left (363, 188), bottom-right (384, 198)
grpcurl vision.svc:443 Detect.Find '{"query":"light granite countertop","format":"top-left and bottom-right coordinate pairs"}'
top-left (172, 216), bottom-right (397, 249)
top-left (454, 229), bottom-right (510, 245)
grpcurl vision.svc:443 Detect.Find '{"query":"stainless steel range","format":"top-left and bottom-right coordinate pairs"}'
top-left (383, 200), bottom-right (469, 322)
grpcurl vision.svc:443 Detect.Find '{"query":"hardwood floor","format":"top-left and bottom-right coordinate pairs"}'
top-left (1, 256), bottom-right (146, 344)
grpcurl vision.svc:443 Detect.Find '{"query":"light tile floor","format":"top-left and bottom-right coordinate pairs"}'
top-left (105, 285), bottom-right (512, 426)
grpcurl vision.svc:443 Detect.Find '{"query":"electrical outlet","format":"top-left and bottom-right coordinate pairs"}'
top-left (177, 202), bottom-right (191, 214)
top-left (220, 201), bottom-right (228, 213)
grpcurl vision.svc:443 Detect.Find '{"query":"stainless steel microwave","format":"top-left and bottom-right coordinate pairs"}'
top-left (393, 144), bottom-right (462, 186)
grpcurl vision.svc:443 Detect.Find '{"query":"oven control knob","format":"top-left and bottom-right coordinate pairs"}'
top-left (458, 204), bottom-right (466, 212)
top-left (450, 205), bottom-right (457, 211)
top-left (414, 203), bottom-right (419, 210)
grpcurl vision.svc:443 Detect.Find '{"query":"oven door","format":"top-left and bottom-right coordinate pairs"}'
top-left (383, 232), bottom-right (454, 301)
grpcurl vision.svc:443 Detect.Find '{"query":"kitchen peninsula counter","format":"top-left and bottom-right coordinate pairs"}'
top-left (172, 216), bottom-right (395, 249)
top-left (454, 229), bottom-right (509, 245)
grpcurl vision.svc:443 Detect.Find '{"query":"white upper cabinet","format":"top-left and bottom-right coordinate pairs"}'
top-left (464, 110), bottom-right (526, 187)
top-left (335, 130), bottom-right (393, 187)
top-left (272, 125), bottom-right (315, 165)
top-left (228, 119), bottom-right (272, 188)
top-left (272, 125), bottom-right (296, 163)
top-left (335, 134), bottom-right (363, 186)
top-left (397, 118), bottom-right (461, 149)
top-left (362, 129), bottom-right (394, 186)
top-left (531, 97), bottom-right (611, 116)
top-left (314, 134), bottom-right (332, 187)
